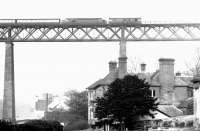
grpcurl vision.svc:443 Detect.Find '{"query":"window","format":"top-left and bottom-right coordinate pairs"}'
top-left (151, 89), bottom-right (156, 97)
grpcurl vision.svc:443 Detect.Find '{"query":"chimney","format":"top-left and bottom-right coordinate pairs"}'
top-left (140, 63), bottom-right (146, 73)
top-left (159, 58), bottom-right (175, 105)
top-left (175, 72), bottom-right (181, 76)
top-left (109, 61), bottom-right (117, 73)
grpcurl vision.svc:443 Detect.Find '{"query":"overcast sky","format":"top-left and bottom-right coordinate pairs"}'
top-left (1, 0), bottom-right (200, 108)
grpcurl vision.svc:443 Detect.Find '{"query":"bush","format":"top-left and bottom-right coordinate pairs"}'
top-left (24, 120), bottom-right (63, 131)
top-left (186, 120), bottom-right (193, 127)
top-left (0, 120), bottom-right (13, 131)
top-left (163, 121), bottom-right (171, 127)
top-left (179, 122), bottom-right (185, 127)
top-left (0, 119), bottom-right (63, 131)
top-left (64, 119), bottom-right (89, 131)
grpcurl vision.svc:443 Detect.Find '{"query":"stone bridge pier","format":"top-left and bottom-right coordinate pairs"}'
top-left (3, 42), bottom-right (15, 123)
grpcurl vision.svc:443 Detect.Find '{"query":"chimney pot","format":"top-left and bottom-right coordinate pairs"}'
top-left (109, 61), bottom-right (117, 73)
top-left (140, 63), bottom-right (146, 73)
top-left (176, 72), bottom-right (181, 76)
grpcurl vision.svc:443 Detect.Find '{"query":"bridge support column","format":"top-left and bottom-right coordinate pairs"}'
top-left (3, 42), bottom-right (15, 123)
top-left (118, 27), bottom-right (127, 78)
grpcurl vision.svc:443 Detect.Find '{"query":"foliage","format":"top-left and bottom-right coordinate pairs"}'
top-left (0, 119), bottom-right (63, 131)
top-left (185, 48), bottom-right (200, 76)
top-left (163, 121), bottom-right (172, 127)
top-left (186, 120), bottom-right (193, 127)
top-left (64, 119), bottom-right (89, 131)
top-left (0, 120), bottom-right (13, 131)
top-left (94, 75), bottom-right (158, 130)
top-left (179, 122), bottom-right (185, 127)
top-left (46, 111), bottom-right (83, 123)
top-left (65, 90), bottom-right (88, 120)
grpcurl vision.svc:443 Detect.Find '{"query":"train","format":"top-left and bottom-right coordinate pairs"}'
top-left (61, 18), bottom-right (142, 25)
top-left (61, 18), bottom-right (107, 25)
top-left (109, 18), bottom-right (142, 24)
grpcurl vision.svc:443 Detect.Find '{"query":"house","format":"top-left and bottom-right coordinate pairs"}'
top-left (87, 58), bottom-right (193, 125)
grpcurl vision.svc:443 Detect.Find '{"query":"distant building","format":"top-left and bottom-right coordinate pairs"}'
top-left (87, 58), bottom-right (193, 125)
top-left (48, 96), bottom-right (69, 111)
top-left (35, 93), bottom-right (53, 111)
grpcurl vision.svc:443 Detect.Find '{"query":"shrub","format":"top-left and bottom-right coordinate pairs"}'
top-left (0, 120), bottom-right (13, 131)
top-left (0, 119), bottom-right (63, 131)
top-left (186, 120), bottom-right (193, 127)
top-left (64, 119), bottom-right (89, 131)
top-left (179, 122), bottom-right (185, 127)
top-left (163, 121), bottom-right (171, 127)
top-left (24, 120), bottom-right (63, 131)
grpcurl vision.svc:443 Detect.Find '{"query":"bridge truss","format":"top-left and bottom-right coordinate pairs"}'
top-left (1, 20), bottom-right (200, 42)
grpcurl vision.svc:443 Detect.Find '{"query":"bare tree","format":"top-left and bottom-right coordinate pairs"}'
top-left (127, 57), bottom-right (142, 73)
top-left (185, 48), bottom-right (200, 76)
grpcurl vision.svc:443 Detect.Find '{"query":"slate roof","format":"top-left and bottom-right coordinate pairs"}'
top-left (178, 97), bottom-right (193, 108)
top-left (87, 69), bottom-right (119, 90)
top-left (157, 105), bottom-right (183, 117)
top-left (87, 68), bottom-right (192, 90)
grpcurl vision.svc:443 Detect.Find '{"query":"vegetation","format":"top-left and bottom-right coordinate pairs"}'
top-left (65, 90), bottom-right (88, 120)
top-left (45, 90), bottom-right (88, 131)
top-left (0, 119), bottom-right (63, 131)
top-left (64, 119), bottom-right (89, 131)
top-left (94, 75), bottom-right (158, 130)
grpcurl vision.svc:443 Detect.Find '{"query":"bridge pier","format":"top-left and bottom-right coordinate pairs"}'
top-left (3, 42), bottom-right (15, 123)
top-left (118, 27), bottom-right (127, 78)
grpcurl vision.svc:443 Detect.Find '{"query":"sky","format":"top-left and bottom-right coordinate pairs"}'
top-left (1, 0), bottom-right (200, 113)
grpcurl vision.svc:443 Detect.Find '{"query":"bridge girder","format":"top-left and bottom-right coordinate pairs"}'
top-left (0, 23), bottom-right (200, 42)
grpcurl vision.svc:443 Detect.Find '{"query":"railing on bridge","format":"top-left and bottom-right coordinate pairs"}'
top-left (0, 19), bottom-right (61, 24)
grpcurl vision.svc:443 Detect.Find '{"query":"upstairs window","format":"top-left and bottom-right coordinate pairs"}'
top-left (151, 89), bottom-right (156, 97)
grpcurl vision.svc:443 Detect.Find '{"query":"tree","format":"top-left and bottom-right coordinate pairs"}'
top-left (65, 90), bottom-right (88, 120)
top-left (185, 48), bottom-right (200, 76)
top-left (94, 75), bottom-right (158, 130)
top-left (127, 57), bottom-right (142, 73)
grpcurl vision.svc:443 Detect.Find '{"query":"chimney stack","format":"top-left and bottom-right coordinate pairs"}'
top-left (140, 63), bottom-right (146, 73)
top-left (109, 61), bottom-right (117, 73)
top-left (159, 58), bottom-right (175, 105)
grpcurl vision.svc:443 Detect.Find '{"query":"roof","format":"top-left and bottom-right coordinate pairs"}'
top-left (150, 71), bottom-right (191, 87)
top-left (48, 97), bottom-right (69, 111)
top-left (178, 97), bottom-right (193, 108)
top-left (87, 79), bottom-right (104, 90)
top-left (157, 105), bottom-right (183, 117)
top-left (174, 77), bottom-right (189, 86)
top-left (140, 110), bottom-right (170, 120)
top-left (87, 69), bottom-right (118, 90)
top-left (87, 67), bottom-right (192, 90)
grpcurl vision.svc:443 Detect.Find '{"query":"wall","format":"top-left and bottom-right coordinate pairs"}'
top-left (174, 87), bottom-right (188, 104)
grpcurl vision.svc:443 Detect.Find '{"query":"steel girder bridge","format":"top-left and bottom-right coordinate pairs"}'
top-left (1, 19), bottom-right (200, 42)
top-left (2, 18), bottom-right (200, 122)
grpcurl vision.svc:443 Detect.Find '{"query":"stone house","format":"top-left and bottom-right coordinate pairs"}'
top-left (87, 58), bottom-right (193, 125)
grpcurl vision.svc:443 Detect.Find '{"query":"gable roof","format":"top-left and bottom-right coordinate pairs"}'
top-left (87, 69), bottom-right (118, 90)
top-left (174, 77), bottom-right (189, 86)
top-left (150, 71), bottom-right (191, 87)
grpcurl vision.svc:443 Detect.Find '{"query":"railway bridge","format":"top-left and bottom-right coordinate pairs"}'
top-left (1, 18), bottom-right (200, 122)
